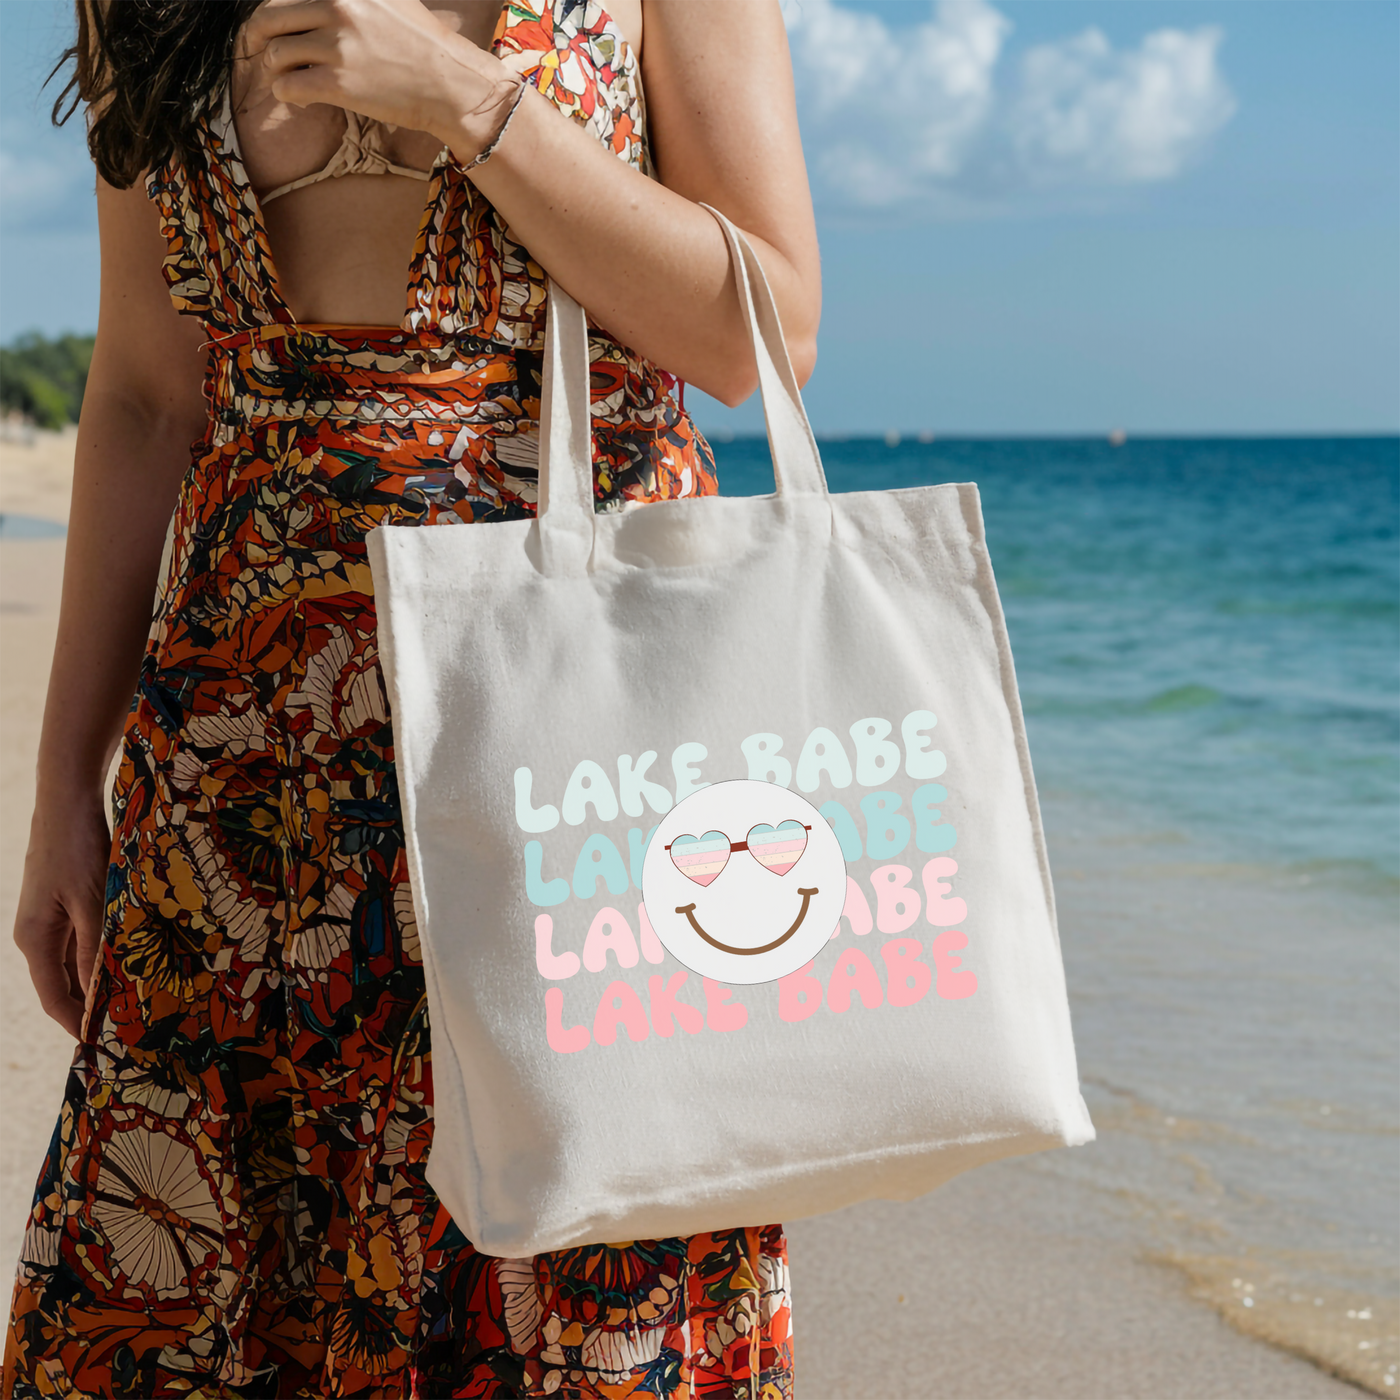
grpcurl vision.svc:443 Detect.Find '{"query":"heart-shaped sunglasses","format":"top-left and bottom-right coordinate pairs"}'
top-left (665, 820), bottom-right (811, 886)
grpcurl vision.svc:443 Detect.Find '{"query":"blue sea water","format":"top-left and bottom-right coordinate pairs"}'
top-left (0, 514), bottom-right (65, 540)
top-left (715, 435), bottom-right (1400, 891)
top-left (713, 435), bottom-right (1400, 1315)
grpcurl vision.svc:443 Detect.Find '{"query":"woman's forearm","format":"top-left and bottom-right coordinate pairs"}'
top-left (453, 87), bottom-right (808, 406)
top-left (35, 388), bottom-right (195, 801)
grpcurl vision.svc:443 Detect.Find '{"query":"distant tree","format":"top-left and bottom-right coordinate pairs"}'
top-left (0, 331), bottom-right (96, 429)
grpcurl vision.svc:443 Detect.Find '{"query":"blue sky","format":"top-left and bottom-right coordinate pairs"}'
top-left (2, 0), bottom-right (1396, 433)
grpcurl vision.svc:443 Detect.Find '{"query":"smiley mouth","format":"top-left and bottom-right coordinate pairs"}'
top-left (674, 888), bottom-right (819, 957)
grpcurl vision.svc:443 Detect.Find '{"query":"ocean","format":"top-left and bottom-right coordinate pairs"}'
top-left (714, 434), bottom-right (1400, 1388)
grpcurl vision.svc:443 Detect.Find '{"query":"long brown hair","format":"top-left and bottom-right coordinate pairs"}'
top-left (50, 1), bottom-right (260, 188)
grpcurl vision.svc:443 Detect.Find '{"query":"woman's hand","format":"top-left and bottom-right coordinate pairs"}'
top-left (238, 0), bottom-right (519, 148)
top-left (13, 793), bottom-right (112, 1039)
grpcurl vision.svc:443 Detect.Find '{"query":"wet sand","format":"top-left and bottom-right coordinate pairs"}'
top-left (786, 1163), bottom-right (1364, 1398)
top-left (0, 430), bottom-right (1368, 1396)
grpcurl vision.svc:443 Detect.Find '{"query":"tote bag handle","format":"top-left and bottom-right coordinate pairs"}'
top-left (536, 205), bottom-right (828, 569)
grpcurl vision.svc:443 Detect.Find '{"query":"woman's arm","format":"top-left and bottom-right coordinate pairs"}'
top-left (244, 0), bottom-right (821, 406)
top-left (467, 0), bottom-right (821, 405)
top-left (13, 177), bottom-right (209, 1036)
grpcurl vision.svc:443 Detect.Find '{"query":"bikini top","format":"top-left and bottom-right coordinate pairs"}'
top-left (257, 109), bottom-right (435, 204)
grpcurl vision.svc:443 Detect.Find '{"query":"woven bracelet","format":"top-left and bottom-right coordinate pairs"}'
top-left (464, 80), bottom-right (529, 170)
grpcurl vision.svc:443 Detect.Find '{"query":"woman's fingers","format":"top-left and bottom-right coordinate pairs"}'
top-left (260, 29), bottom-right (340, 96)
top-left (234, 0), bottom-right (493, 133)
top-left (253, 18), bottom-right (358, 108)
top-left (13, 800), bottom-right (109, 1040)
top-left (263, 31), bottom-right (333, 71)
top-left (269, 64), bottom-right (345, 110)
top-left (239, 0), bottom-right (333, 57)
top-left (63, 936), bottom-right (84, 1031)
top-left (70, 882), bottom-right (105, 1001)
top-left (14, 904), bottom-right (84, 1039)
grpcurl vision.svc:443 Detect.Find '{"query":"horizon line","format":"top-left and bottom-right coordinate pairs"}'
top-left (699, 430), bottom-right (1400, 442)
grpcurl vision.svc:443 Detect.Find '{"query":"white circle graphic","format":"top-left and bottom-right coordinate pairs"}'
top-left (641, 780), bottom-right (847, 984)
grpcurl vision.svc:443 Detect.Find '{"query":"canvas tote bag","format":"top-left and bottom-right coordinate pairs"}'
top-left (366, 206), bottom-right (1094, 1258)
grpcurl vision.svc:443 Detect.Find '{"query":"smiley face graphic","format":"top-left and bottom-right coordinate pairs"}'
top-left (641, 780), bottom-right (846, 984)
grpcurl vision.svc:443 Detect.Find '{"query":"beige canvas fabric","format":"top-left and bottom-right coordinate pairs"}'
top-left (366, 206), bottom-right (1094, 1257)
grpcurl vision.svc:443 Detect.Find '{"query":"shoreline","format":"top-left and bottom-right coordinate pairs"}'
top-left (0, 429), bottom-right (1389, 1395)
top-left (787, 1155), bottom-right (1366, 1398)
top-left (1041, 786), bottom-right (1398, 1395)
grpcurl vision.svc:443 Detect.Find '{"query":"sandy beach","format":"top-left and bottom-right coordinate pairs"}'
top-left (0, 430), bottom-right (1382, 1397)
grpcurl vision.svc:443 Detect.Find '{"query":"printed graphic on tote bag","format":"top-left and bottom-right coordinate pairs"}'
top-left (641, 781), bottom-right (846, 984)
top-left (517, 710), bottom-right (979, 1053)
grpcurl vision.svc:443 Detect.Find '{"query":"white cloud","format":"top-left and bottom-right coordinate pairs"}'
top-left (1010, 25), bottom-right (1236, 184)
top-left (785, 0), bottom-right (1010, 208)
top-left (782, 0), bottom-right (1237, 216)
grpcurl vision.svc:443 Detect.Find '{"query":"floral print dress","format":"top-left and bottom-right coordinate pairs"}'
top-left (3, 3), bottom-right (795, 1396)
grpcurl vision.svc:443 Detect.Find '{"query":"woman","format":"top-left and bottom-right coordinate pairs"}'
top-left (4, 0), bottom-right (820, 1394)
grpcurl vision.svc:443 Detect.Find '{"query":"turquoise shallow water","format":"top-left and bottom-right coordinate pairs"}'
top-left (715, 435), bottom-right (1400, 889)
top-left (713, 435), bottom-right (1400, 1308)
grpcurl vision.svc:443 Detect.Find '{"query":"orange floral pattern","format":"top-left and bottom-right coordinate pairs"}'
top-left (4, 2), bottom-right (794, 1396)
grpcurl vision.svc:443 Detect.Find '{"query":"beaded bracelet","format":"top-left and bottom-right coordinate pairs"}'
top-left (463, 79), bottom-right (530, 169)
